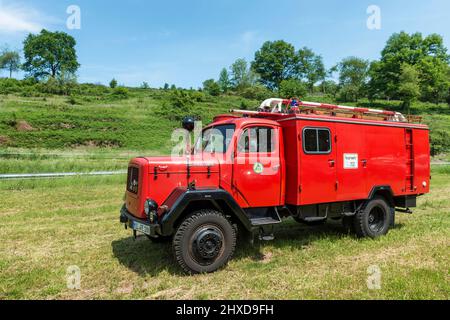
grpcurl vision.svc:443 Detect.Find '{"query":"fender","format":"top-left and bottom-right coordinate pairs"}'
top-left (159, 188), bottom-right (253, 236)
top-left (367, 185), bottom-right (395, 207)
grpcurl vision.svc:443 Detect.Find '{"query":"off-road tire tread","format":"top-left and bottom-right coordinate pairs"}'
top-left (353, 196), bottom-right (391, 238)
top-left (173, 209), bottom-right (237, 274)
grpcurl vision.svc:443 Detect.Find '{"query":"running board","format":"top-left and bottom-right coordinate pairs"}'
top-left (245, 207), bottom-right (282, 227)
top-left (250, 217), bottom-right (282, 226)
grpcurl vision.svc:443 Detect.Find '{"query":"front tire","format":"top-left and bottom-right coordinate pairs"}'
top-left (173, 209), bottom-right (237, 274)
top-left (354, 196), bottom-right (392, 238)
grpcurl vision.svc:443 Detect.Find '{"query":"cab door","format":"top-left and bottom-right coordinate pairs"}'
top-left (299, 124), bottom-right (337, 205)
top-left (233, 125), bottom-right (282, 207)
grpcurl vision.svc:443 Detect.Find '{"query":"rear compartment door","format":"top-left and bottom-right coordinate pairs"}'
top-left (335, 123), bottom-right (367, 200)
top-left (299, 123), bottom-right (337, 205)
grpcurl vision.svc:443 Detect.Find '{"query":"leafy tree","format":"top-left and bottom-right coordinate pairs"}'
top-left (252, 40), bottom-right (297, 90)
top-left (335, 57), bottom-right (369, 101)
top-left (417, 57), bottom-right (449, 103)
top-left (141, 81), bottom-right (150, 89)
top-left (109, 78), bottom-right (117, 89)
top-left (230, 58), bottom-right (257, 90)
top-left (218, 68), bottom-right (231, 93)
top-left (202, 79), bottom-right (221, 96)
top-left (23, 29), bottom-right (79, 79)
top-left (296, 47), bottom-right (326, 92)
top-left (320, 80), bottom-right (339, 98)
top-left (279, 79), bottom-right (307, 98)
top-left (369, 32), bottom-right (449, 100)
top-left (163, 83), bottom-right (170, 90)
top-left (398, 64), bottom-right (420, 111)
top-left (0, 49), bottom-right (21, 78)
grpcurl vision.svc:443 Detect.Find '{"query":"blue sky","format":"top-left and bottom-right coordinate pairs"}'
top-left (1, 0), bottom-right (449, 88)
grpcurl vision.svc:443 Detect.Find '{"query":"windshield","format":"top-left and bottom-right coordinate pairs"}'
top-left (194, 124), bottom-right (235, 154)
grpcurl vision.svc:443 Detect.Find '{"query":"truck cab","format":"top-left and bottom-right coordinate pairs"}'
top-left (120, 98), bottom-right (430, 274)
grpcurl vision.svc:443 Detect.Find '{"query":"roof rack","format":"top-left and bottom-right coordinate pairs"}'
top-left (230, 98), bottom-right (423, 123)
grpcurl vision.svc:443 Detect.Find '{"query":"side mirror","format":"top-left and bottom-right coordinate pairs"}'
top-left (182, 116), bottom-right (195, 132)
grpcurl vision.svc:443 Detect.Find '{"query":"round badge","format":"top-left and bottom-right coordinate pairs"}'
top-left (253, 162), bottom-right (264, 174)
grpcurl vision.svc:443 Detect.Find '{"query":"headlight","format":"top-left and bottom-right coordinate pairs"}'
top-left (144, 199), bottom-right (158, 217)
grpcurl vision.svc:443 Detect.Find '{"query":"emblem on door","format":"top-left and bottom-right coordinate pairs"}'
top-left (253, 162), bottom-right (264, 174)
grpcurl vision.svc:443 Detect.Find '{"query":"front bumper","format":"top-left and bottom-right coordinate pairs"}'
top-left (120, 204), bottom-right (160, 238)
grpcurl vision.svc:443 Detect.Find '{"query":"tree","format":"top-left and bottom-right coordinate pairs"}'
top-left (417, 57), bottom-right (449, 103)
top-left (163, 83), bottom-right (170, 90)
top-left (0, 49), bottom-right (21, 78)
top-left (230, 58), bottom-right (257, 90)
top-left (109, 78), bottom-right (117, 89)
top-left (320, 80), bottom-right (339, 98)
top-left (218, 68), bottom-right (231, 93)
top-left (398, 64), bottom-right (420, 111)
top-left (141, 81), bottom-right (150, 89)
top-left (279, 79), bottom-right (307, 98)
top-left (252, 40), bottom-right (297, 90)
top-left (335, 57), bottom-right (369, 102)
top-left (296, 47), bottom-right (326, 92)
top-left (202, 79), bottom-right (221, 96)
top-left (23, 29), bottom-right (79, 79)
top-left (368, 32), bottom-right (449, 100)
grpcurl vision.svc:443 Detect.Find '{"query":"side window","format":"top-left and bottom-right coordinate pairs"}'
top-left (303, 128), bottom-right (331, 154)
top-left (238, 127), bottom-right (275, 153)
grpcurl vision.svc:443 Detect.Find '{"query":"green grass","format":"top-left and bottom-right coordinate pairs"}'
top-left (0, 90), bottom-right (254, 152)
top-left (0, 90), bottom-right (449, 153)
top-left (0, 166), bottom-right (448, 300)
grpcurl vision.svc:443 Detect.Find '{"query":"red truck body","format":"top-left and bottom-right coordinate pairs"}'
top-left (120, 99), bottom-right (430, 273)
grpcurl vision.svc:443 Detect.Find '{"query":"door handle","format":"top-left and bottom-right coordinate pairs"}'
top-left (328, 159), bottom-right (335, 167)
top-left (361, 159), bottom-right (367, 168)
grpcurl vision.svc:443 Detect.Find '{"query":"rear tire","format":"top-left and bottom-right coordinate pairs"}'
top-left (173, 209), bottom-right (237, 274)
top-left (354, 196), bottom-right (392, 238)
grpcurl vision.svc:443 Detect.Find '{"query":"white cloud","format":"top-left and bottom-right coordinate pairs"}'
top-left (0, 1), bottom-right (56, 34)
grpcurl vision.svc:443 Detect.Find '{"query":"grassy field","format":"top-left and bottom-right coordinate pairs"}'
top-left (0, 164), bottom-right (448, 300)
top-left (0, 90), bottom-right (449, 299)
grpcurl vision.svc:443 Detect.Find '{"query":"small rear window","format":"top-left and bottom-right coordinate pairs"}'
top-left (303, 128), bottom-right (331, 154)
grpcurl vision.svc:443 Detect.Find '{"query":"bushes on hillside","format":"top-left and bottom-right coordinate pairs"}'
top-left (430, 130), bottom-right (450, 156)
top-left (240, 84), bottom-right (273, 100)
top-left (278, 79), bottom-right (307, 98)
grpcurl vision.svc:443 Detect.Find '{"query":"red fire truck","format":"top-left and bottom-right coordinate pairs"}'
top-left (120, 98), bottom-right (430, 274)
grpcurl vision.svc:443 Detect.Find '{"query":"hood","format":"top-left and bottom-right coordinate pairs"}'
top-left (126, 155), bottom-right (221, 219)
top-left (143, 155), bottom-right (220, 175)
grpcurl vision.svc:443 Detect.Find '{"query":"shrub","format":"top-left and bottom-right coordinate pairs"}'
top-left (430, 129), bottom-right (450, 156)
top-left (0, 78), bottom-right (22, 94)
top-left (279, 79), bottom-right (307, 98)
top-left (112, 87), bottom-right (129, 98)
top-left (203, 79), bottom-right (221, 96)
top-left (240, 84), bottom-right (272, 100)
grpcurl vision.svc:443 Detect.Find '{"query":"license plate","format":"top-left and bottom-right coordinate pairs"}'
top-left (131, 221), bottom-right (151, 235)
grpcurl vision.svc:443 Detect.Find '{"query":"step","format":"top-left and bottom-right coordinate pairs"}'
top-left (250, 217), bottom-right (281, 226)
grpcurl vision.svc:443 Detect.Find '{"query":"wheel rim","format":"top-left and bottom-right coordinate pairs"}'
top-left (189, 225), bottom-right (224, 266)
top-left (368, 206), bottom-right (386, 233)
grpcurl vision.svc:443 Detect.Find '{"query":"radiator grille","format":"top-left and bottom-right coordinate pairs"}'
top-left (127, 167), bottom-right (139, 194)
